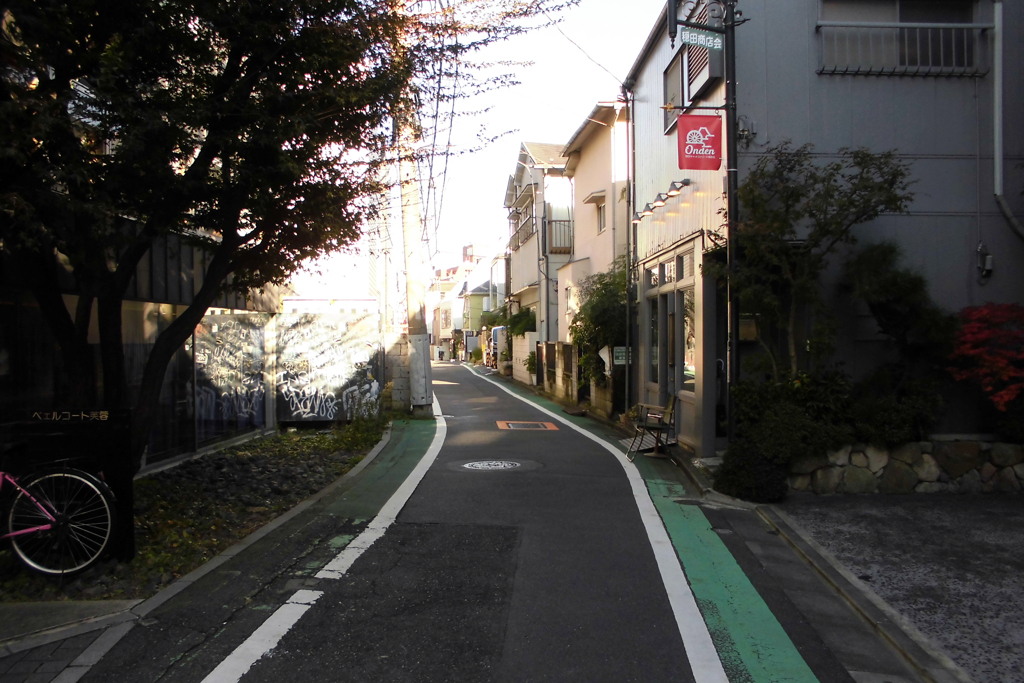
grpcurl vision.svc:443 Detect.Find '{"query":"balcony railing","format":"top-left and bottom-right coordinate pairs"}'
top-left (547, 219), bottom-right (572, 255)
top-left (817, 22), bottom-right (991, 77)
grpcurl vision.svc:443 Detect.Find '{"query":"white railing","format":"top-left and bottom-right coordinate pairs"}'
top-left (817, 22), bottom-right (992, 76)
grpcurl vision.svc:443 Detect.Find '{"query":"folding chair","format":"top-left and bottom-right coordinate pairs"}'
top-left (625, 395), bottom-right (676, 462)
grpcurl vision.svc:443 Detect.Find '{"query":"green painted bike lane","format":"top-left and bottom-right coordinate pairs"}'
top-left (323, 418), bottom-right (438, 522)
top-left (466, 366), bottom-right (818, 683)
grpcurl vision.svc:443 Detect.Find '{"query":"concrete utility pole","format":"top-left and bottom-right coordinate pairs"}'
top-left (399, 136), bottom-right (434, 417)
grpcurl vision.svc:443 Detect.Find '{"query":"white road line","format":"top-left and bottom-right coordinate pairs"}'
top-left (201, 592), bottom-right (323, 683)
top-left (464, 366), bottom-right (729, 683)
top-left (317, 394), bottom-right (447, 579)
top-left (202, 396), bottom-right (448, 683)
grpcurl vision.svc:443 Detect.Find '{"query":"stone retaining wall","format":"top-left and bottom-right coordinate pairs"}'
top-left (789, 441), bottom-right (1024, 495)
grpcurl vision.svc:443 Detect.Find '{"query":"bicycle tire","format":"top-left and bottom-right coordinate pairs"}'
top-left (7, 469), bottom-right (116, 576)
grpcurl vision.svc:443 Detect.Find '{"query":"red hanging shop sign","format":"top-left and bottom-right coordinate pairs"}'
top-left (677, 114), bottom-right (722, 171)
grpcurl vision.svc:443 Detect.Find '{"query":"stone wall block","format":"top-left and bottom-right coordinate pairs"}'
top-left (991, 443), bottom-right (1024, 468)
top-left (958, 469), bottom-right (982, 494)
top-left (866, 446), bottom-right (889, 473)
top-left (880, 461), bottom-right (918, 493)
top-left (933, 442), bottom-right (984, 479)
top-left (788, 474), bottom-right (811, 491)
top-left (996, 467), bottom-right (1021, 492)
top-left (792, 454), bottom-right (830, 475)
top-left (891, 442), bottom-right (923, 466)
top-left (919, 441), bottom-right (933, 454)
top-left (828, 445), bottom-right (852, 466)
top-left (842, 466), bottom-right (878, 494)
top-left (979, 462), bottom-right (998, 483)
top-left (1014, 463), bottom-right (1024, 480)
top-left (812, 466), bottom-right (843, 494)
top-left (850, 452), bottom-right (868, 468)
top-left (913, 453), bottom-right (941, 483)
top-left (915, 482), bottom-right (949, 494)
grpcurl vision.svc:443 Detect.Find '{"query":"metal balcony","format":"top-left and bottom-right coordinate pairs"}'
top-left (817, 22), bottom-right (991, 77)
top-left (547, 219), bottom-right (573, 255)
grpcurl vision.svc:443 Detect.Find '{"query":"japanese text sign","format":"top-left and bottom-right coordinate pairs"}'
top-left (678, 29), bottom-right (723, 51)
top-left (677, 114), bottom-right (722, 171)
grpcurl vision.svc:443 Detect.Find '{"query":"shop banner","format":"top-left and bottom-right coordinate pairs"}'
top-left (677, 114), bottom-right (722, 171)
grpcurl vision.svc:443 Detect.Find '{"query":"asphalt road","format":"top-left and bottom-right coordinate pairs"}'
top-left (72, 362), bottom-right (927, 683)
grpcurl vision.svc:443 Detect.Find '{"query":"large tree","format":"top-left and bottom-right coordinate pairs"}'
top-left (0, 0), bottom-right (571, 557)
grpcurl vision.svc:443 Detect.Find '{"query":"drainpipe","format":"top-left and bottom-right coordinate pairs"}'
top-left (993, 0), bottom-right (1024, 243)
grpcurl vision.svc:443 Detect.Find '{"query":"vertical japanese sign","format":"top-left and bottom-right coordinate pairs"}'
top-left (677, 114), bottom-right (723, 170)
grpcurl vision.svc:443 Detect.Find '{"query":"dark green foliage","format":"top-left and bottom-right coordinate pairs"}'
top-left (715, 373), bottom-right (853, 503)
top-left (524, 351), bottom-right (536, 374)
top-left (507, 308), bottom-right (536, 337)
top-left (479, 306), bottom-right (508, 331)
top-left (850, 369), bottom-right (943, 446)
top-left (568, 256), bottom-right (628, 383)
top-left (844, 242), bottom-right (957, 445)
top-left (712, 143), bottom-right (914, 380)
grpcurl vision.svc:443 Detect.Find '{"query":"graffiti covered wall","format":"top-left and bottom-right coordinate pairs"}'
top-left (193, 314), bottom-right (269, 442)
top-left (276, 313), bottom-right (382, 422)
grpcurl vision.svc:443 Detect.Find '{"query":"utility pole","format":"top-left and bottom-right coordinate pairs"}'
top-left (399, 121), bottom-right (434, 418)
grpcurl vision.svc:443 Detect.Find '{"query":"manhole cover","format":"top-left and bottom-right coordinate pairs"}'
top-left (462, 460), bottom-right (522, 470)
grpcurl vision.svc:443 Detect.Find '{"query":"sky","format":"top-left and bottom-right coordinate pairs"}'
top-left (425, 0), bottom-right (667, 269)
top-left (289, 0), bottom-right (667, 299)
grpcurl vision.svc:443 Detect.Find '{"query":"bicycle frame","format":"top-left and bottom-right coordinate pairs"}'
top-left (0, 471), bottom-right (57, 540)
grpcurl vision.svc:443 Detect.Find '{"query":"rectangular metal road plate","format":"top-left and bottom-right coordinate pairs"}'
top-left (496, 421), bottom-right (558, 431)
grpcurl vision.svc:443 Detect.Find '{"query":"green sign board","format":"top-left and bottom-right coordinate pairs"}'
top-left (679, 28), bottom-right (723, 51)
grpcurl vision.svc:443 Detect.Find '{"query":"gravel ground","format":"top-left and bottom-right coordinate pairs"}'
top-left (778, 493), bottom-right (1024, 683)
top-left (0, 430), bottom-right (371, 602)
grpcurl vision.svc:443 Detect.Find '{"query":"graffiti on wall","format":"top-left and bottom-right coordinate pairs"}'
top-left (193, 315), bottom-right (269, 440)
top-left (276, 313), bottom-right (381, 422)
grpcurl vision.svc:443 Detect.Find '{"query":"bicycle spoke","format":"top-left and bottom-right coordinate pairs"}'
top-left (8, 472), bottom-right (114, 575)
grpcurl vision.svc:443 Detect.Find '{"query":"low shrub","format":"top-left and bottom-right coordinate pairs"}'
top-left (470, 346), bottom-right (483, 363)
top-left (850, 366), bottom-right (943, 446)
top-left (715, 375), bottom-right (852, 503)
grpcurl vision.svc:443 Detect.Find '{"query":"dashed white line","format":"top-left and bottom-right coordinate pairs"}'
top-left (201, 395), bottom-right (448, 683)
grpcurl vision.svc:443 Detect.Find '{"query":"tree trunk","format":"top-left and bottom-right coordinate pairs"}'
top-left (96, 287), bottom-right (135, 559)
top-left (14, 247), bottom-right (97, 407)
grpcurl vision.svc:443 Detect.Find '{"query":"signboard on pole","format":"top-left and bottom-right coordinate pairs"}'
top-left (677, 114), bottom-right (723, 171)
top-left (677, 29), bottom-right (723, 51)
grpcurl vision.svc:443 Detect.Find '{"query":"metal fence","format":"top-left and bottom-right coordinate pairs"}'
top-left (817, 22), bottom-right (991, 76)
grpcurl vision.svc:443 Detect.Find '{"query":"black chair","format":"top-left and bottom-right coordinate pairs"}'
top-left (626, 395), bottom-right (676, 462)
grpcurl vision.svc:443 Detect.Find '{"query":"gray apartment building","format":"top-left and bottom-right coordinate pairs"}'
top-left (624, 0), bottom-right (1023, 458)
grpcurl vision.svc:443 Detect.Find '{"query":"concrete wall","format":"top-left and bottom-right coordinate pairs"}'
top-left (384, 332), bottom-right (410, 411)
top-left (512, 331), bottom-right (538, 385)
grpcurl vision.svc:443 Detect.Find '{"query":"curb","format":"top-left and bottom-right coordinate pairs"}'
top-left (757, 505), bottom-right (975, 683)
top-left (0, 426), bottom-right (393, 658)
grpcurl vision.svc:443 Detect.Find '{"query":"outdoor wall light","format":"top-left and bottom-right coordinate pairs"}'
top-left (666, 179), bottom-right (691, 196)
top-left (641, 203), bottom-right (655, 216)
top-left (652, 193), bottom-right (668, 208)
top-left (632, 212), bottom-right (643, 224)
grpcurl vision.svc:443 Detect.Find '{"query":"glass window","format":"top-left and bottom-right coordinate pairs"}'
top-left (649, 297), bottom-right (659, 381)
top-left (597, 203), bottom-right (607, 232)
top-left (645, 266), bottom-right (659, 290)
top-left (663, 52), bottom-right (683, 131)
top-left (682, 289), bottom-right (696, 393)
top-left (663, 260), bottom-right (676, 284)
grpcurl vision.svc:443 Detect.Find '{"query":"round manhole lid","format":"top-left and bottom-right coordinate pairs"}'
top-left (462, 460), bottom-right (522, 471)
